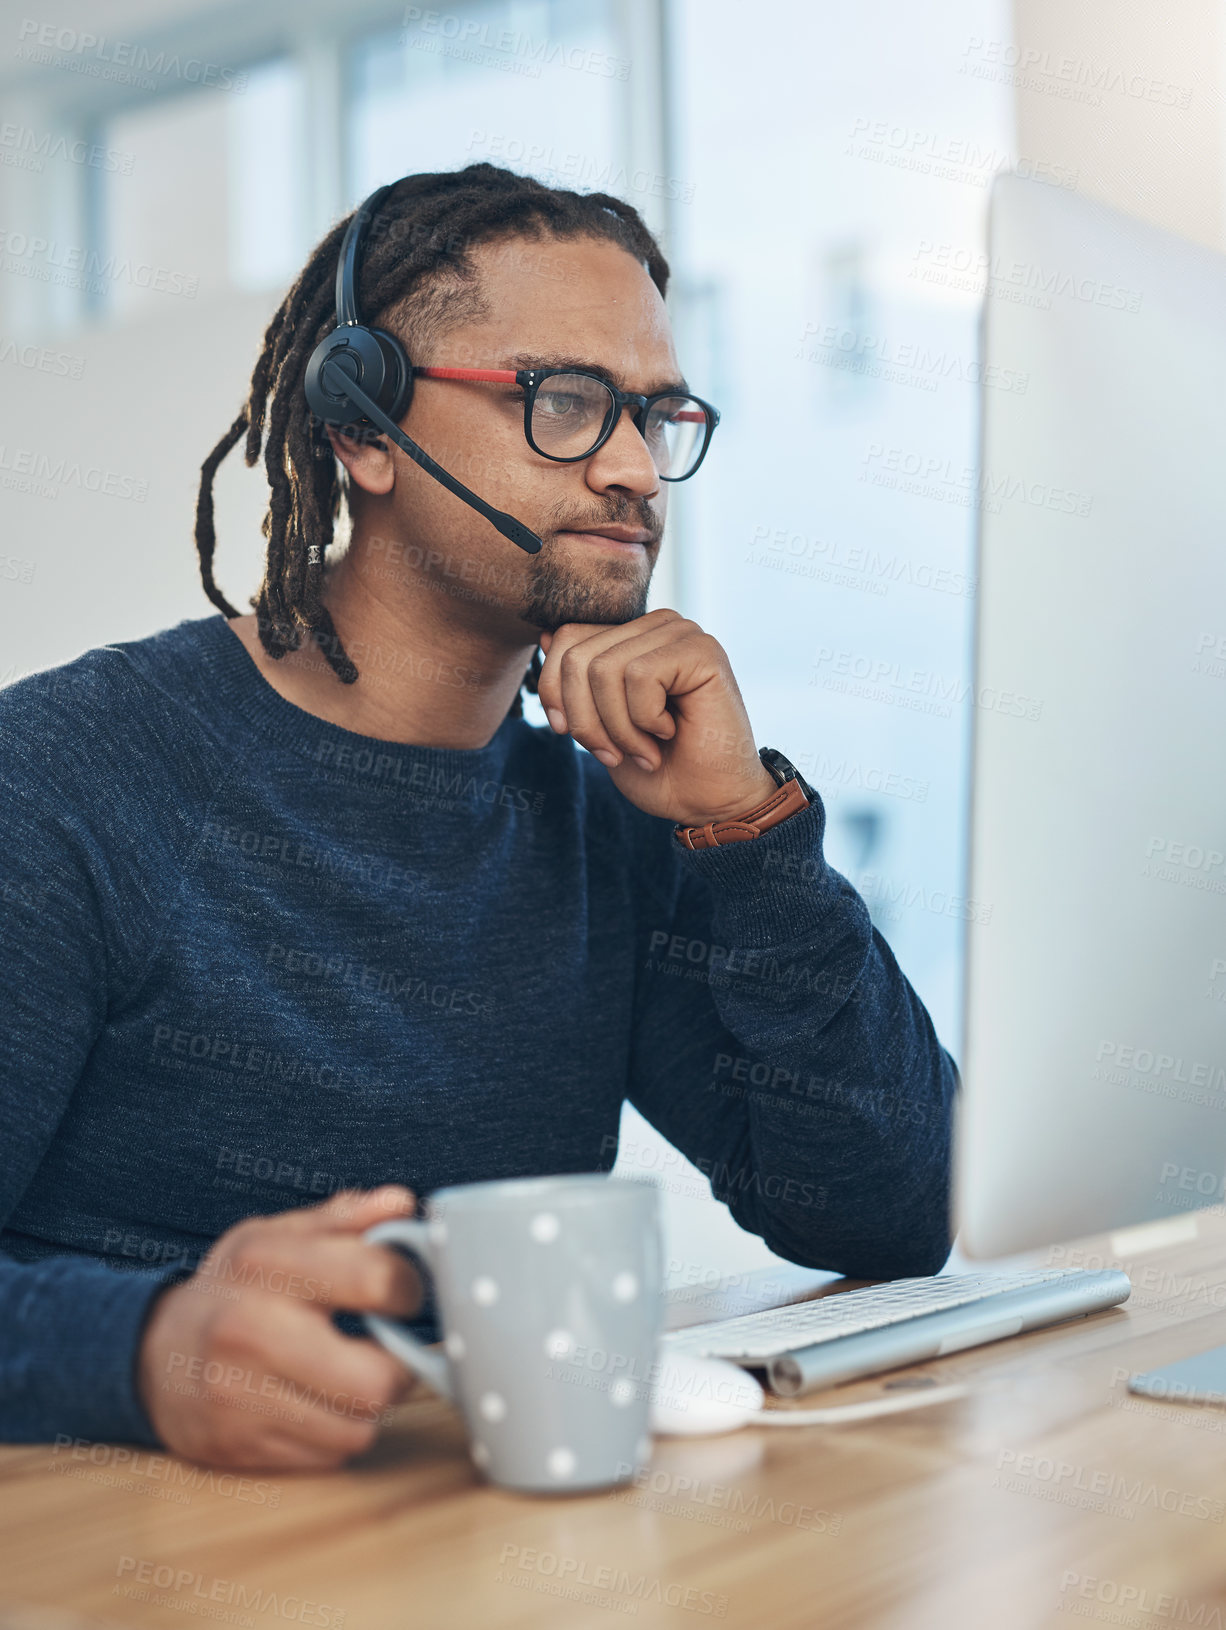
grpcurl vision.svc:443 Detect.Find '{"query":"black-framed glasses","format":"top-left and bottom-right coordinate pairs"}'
top-left (412, 365), bottom-right (720, 481)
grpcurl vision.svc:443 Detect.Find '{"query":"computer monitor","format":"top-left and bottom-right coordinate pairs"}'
top-left (953, 172), bottom-right (1226, 1264)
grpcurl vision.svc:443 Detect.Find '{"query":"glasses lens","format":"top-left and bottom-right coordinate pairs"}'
top-left (643, 395), bottom-right (711, 479)
top-left (530, 372), bottom-right (616, 458)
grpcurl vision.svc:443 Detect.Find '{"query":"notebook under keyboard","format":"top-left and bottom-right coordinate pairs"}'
top-left (662, 1269), bottom-right (1132, 1396)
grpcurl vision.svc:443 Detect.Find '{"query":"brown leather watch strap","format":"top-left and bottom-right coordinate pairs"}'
top-left (673, 774), bottom-right (810, 851)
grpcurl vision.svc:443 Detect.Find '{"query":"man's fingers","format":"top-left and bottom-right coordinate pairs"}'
top-left (542, 617), bottom-right (689, 764)
top-left (302, 1234), bottom-right (426, 1316)
top-left (210, 1231), bottom-right (424, 1316)
top-left (536, 609), bottom-right (683, 732)
top-left (586, 649), bottom-right (671, 766)
top-left (314, 1185), bottom-right (416, 1230)
top-left (254, 1185), bottom-right (416, 1239)
top-left (232, 1397), bottom-right (384, 1466)
top-left (622, 660), bottom-right (676, 753)
top-left (550, 622), bottom-right (698, 766)
top-left (246, 1427), bottom-right (359, 1472)
top-left (176, 1298), bottom-right (414, 1468)
top-left (588, 621), bottom-right (703, 750)
top-left (248, 1297), bottom-right (415, 1423)
top-left (556, 644), bottom-right (627, 764)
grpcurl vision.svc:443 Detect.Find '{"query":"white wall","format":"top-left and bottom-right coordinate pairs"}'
top-left (1, 283), bottom-right (281, 680)
top-left (1012, 0), bottom-right (1225, 250)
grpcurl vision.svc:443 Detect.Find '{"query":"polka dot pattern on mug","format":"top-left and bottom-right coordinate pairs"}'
top-left (547, 1447), bottom-right (576, 1479)
top-left (610, 1378), bottom-right (635, 1407)
top-left (479, 1392), bottom-right (507, 1423)
top-left (611, 1271), bottom-right (638, 1302)
top-left (529, 1211), bottom-right (560, 1243)
top-left (471, 1276), bottom-right (499, 1306)
top-left (544, 1329), bottom-right (574, 1359)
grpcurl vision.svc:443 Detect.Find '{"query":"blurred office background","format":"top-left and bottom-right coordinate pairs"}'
top-left (1, 0), bottom-right (1222, 1284)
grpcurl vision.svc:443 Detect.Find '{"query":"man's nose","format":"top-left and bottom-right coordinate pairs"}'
top-left (585, 404), bottom-right (661, 496)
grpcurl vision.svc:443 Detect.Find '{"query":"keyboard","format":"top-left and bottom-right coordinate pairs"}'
top-left (662, 1269), bottom-right (1131, 1397)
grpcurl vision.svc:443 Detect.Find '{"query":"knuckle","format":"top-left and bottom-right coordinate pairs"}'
top-left (226, 1233), bottom-right (255, 1266)
top-left (226, 1241), bottom-right (263, 1279)
top-left (220, 1216), bottom-right (254, 1250)
top-left (324, 1186), bottom-right (362, 1214)
top-left (224, 1221), bottom-right (266, 1265)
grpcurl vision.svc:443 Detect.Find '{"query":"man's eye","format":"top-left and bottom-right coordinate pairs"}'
top-left (538, 392), bottom-right (584, 418)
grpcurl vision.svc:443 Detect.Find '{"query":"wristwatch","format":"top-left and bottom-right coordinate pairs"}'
top-left (673, 747), bottom-right (816, 851)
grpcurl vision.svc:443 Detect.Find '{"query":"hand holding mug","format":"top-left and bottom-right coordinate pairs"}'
top-left (138, 1186), bottom-right (424, 1470)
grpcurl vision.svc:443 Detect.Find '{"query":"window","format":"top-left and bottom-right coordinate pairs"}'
top-left (95, 56), bottom-right (308, 322)
top-left (346, 1), bottom-right (626, 200)
top-left (228, 58), bottom-right (309, 291)
top-left (666, 0), bottom-right (1015, 1041)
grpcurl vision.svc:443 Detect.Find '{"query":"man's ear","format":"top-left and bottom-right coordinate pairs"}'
top-left (325, 423), bottom-right (395, 497)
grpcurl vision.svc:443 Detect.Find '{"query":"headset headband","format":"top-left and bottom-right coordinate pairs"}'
top-left (336, 183), bottom-right (393, 328)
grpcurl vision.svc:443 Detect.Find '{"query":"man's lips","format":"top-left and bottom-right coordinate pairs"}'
top-left (557, 524), bottom-right (653, 547)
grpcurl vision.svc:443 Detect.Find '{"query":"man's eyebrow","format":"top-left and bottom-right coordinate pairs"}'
top-left (506, 352), bottom-right (691, 396)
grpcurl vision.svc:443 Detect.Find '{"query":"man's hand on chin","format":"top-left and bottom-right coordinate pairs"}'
top-left (536, 608), bottom-right (777, 827)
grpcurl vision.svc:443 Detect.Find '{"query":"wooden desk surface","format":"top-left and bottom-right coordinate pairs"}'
top-left (5, 1215), bottom-right (1226, 1630)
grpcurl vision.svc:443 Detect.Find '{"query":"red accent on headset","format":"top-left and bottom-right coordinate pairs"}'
top-left (414, 367), bottom-right (519, 382)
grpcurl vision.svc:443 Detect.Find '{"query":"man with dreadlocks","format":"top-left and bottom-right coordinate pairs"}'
top-left (0, 164), bottom-right (958, 1469)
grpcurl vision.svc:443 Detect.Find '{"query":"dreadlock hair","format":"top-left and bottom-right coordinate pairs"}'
top-left (194, 162), bottom-right (670, 718)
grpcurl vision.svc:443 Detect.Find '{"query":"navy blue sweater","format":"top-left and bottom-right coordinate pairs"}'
top-left (0, 613), bottom-right (958, 1445)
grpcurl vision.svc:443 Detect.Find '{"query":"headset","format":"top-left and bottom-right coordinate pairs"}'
top-left (303, 182), bottom-right (543, 555)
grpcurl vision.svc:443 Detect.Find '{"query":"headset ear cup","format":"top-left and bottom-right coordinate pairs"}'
top-left (370, 327), bottom-right (413, 421)
top-left (303, 335), bottom-right (346, 427)
top-left (303, 326), bottom-right (395, 428)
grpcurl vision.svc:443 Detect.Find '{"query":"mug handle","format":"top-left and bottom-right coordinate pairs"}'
top-left (361, 1218), bottom-right (454, 1401)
